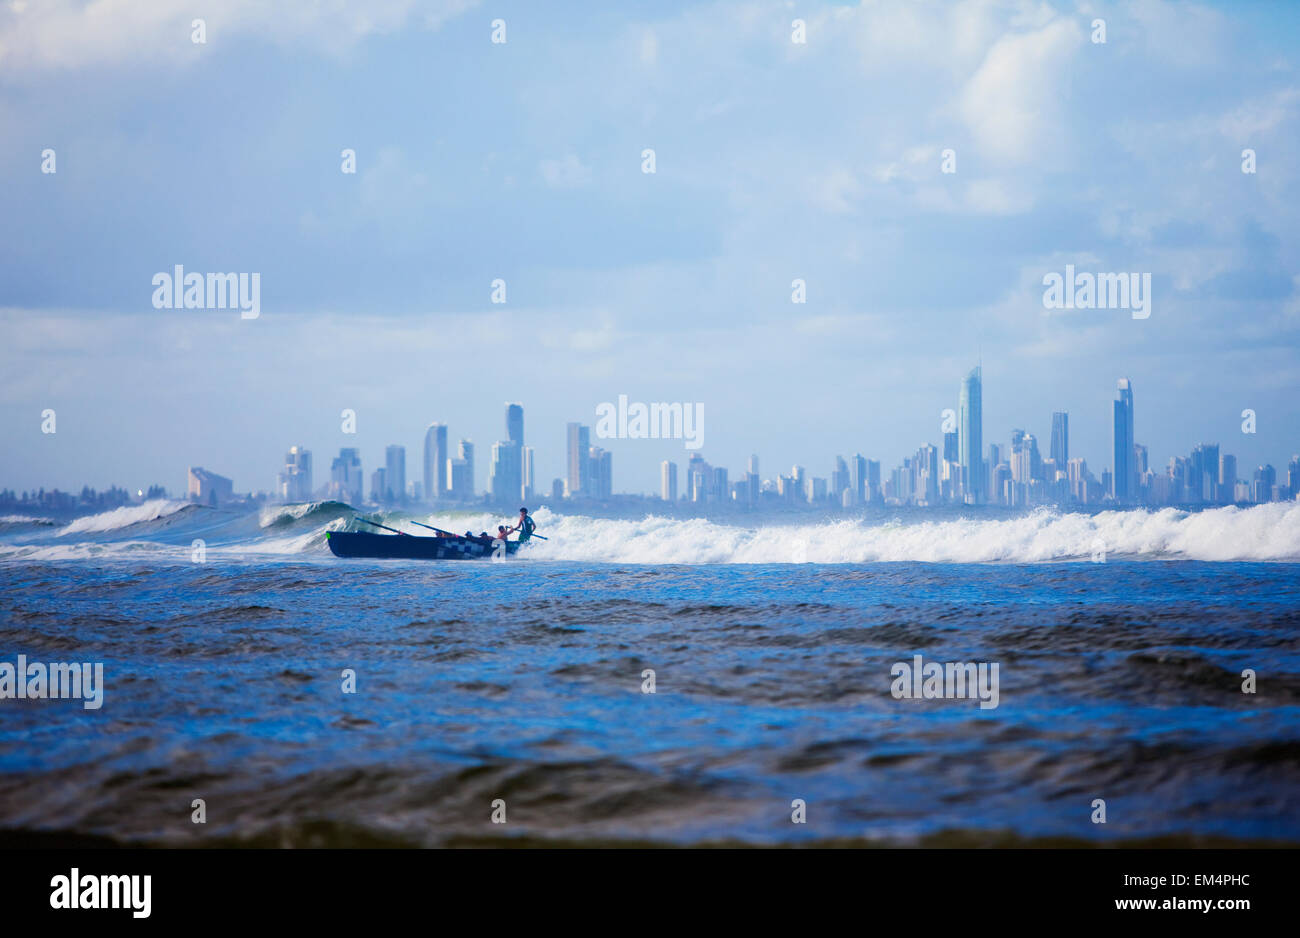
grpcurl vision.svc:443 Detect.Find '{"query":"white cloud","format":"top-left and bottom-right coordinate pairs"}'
top-left (958, 17), bottom-right (1082, 166)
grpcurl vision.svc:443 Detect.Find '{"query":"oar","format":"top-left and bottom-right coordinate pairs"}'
top-left (409, 518), bottom-right (548, 541)
top-left (408, 520), bottom-right (460, 537)
top-left (355, 517), bottom-right (410, 536)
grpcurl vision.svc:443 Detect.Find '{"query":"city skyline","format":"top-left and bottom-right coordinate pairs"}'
top-left (10, 364), bottom-right (1296, 512)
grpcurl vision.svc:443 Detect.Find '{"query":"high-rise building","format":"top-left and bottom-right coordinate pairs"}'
top-left (278, 446), bottom-right (312, 502)
top-left (370, 467), bottom-right (386, 503)
top-left (1191, 443), bottom-right (1219, 503)
top-left (566, 423), bottom-right (590, 496)
top-left (522, 445), bottom-right (535, 502)
top-left (1050, 412), bottom-right (1068, 466)
top-left (915, 444), bottom-right (939, 505)
top-left (748, 454), bottom-right (760, 477)
top-left (455, 440), bottom-right (474, 498)
top-left (490, 440), bottom-right (522, 503)
top-left (1112, 378), bottom-right (1135, 502)
top-left (447, 458), bottom-right (473, 500)
top-left (384, 445), bottom-right (406, 503)
top-left (1220, 453), bottom-right (1238, 502)
top-left (959, 366), bottom-right (983, 504)
top-left (661, 460), bottom-right (678, 501)
top-left (867, 459), bottom-right (881, 501)
top-left (329, 448), bottom-right (363, 504)
top-left (589, 446), bottom-right (613, 498)
top-left (1253, 464), bottom-right (1276, 503)
top-left (424, 423), bottom-right (448, 502)
top-left (850, 454), bottom-right (867, 504)
top-left (831, 455), bottom-right (850, 500)
top-left (506, 403), bottom-right (524, 446)
top-left (1288, 455), bottom-right (1300, 499)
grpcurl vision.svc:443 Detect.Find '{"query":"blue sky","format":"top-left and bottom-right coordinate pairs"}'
top-left (1, 0), bottom-right (1297, 496)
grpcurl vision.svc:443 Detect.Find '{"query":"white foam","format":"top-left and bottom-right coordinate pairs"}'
top-left (505, 503), bottom-right (1300, 564)
top-left (55, 500), bottom-right (190, 537)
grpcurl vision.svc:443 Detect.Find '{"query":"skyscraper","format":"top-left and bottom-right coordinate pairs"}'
top-left (1220, 453), bottom-right (1237, 503)
top-left (329, 448), bottom-right (363, 504)
top-left (851, 454), bottom-right (867, 504)
top-left (566, 423), bottom-right (590, 496)
top-left (522, 445), bottom-right (535, 502)
top-left (490, 440), bottom-right (522, 503)
top-left (867, 459), bottom-right (881, 501)
top-left (1112, 378), bottom-right (1135, 502)
top-left (506, 403), bottom-right (524, 446)
top-left (446, 439), bottom-right (475, 500)
top-left (661, 460), bottom-right (678, 501)
top-left (831, 455), bottom-right (850, 501)
top-left (385, 444), bottom-right (406, 503)
top-left (1050, 412), bottom-right (1069, 466)
top-left (278, 445), bottom-right (312, 502)
top-left (959, 366), bottom-right (983, 504)
top-left (424, 423), bottom-right (448, 503)
top-left (589, 446), bottom-right (612, 498)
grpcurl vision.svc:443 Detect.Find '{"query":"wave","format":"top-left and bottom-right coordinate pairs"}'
top-left (259, 500), bottom-right (354, 529)
top-left (0, 515), bottom-right (56, 527)
top-left (512, 503), bottom-right (1300, 564)
top-left (9, 501), bottom-right (1300, 565)
top-left (55, 500), bottom-right (194, 537)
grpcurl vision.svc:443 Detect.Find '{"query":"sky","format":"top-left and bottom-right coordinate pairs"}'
top-left (1, 0), bottom-right (1298, 496)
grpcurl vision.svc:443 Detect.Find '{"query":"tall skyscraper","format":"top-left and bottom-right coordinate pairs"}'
top-left (385, 444), bottom-right (406, 503)
top-left (748, 454), bottom-right (760, 477)
top-left (506, 403), bottom-right (524, 446)
top-left (1050, 412), bottom-right (1068, 466)
top-left (1112, 378), bottom-right (1135, 502)
top-left (661, 460), bottom-right (678, 501)
top-left (490, 440), bottom-right (522, 503)
top-left (566, 423), bottom-right (590, 496)
top-left (959, 366), bottom-right (983, 504)
top-left (424, 423), bottom-right (448, 502)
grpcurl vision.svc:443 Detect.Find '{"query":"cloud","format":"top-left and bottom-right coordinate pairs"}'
top-left (959, 17), bottom-right (1082, 166)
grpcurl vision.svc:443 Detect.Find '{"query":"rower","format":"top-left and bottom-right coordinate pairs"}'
top-left (515, 507), bottom-right (536, 543)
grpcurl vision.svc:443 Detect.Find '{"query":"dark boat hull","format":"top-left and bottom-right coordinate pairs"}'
top-left (326, 531), bottom-right (523, 560)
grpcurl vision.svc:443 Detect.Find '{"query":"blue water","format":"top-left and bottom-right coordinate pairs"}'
top-left (2, 504), bottom-right (1298, 846)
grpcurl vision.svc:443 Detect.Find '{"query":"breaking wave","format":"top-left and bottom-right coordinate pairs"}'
top-left (55, 500), bottom-right (193, 537)
top-left (509, 503), bottom-right (1300, 564)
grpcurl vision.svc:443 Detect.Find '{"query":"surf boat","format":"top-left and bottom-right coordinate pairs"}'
top-left (326, 529), bottom-right (524, 560)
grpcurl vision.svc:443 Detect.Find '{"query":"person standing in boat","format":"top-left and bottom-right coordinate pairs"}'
top-left (513, 507), bottom-right (536, 542)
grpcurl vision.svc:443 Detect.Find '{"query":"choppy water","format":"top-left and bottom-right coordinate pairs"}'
top-left (1, 501), bottom-right (1298, 846)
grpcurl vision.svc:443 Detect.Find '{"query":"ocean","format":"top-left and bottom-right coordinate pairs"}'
top-left (1, 500), bottom-right (1298, 847)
